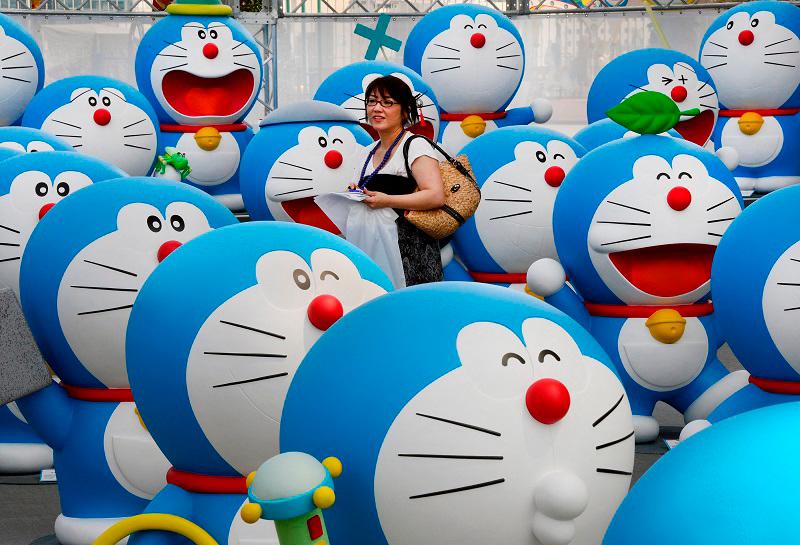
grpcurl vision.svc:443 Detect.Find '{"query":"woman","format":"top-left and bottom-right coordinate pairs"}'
top-left (347, 75), bottom-right (445, 287)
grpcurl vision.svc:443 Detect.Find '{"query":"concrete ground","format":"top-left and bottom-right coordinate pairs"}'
top-left (0, 346), bottom-right (741, 545)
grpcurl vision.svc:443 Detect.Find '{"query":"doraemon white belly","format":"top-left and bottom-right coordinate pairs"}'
top-left (617, 317), bottom-right (709, 392)
top-left (442, 119), bottom-right (498, 154)
top-left (103, 402), bottom-right (169, 499)
top-left (176, 131), bottom-right (240, 186)
top-left (720, 115), bottom-right (783, 167)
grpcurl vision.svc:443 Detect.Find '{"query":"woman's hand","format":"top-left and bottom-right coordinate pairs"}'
top-left (363, 189), bottom-right (393, 209)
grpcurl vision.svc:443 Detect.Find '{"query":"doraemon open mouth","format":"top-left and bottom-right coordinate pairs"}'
top-left (674, 110), bottom-right (715, 146)
top-left (282, 197), bottom-right (340, 235)
top-left (162, 69), bottom-right (254, 117)
top-left (609, 243), bottom-right (716, 297)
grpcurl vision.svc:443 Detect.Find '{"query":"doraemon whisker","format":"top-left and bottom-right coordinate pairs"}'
top-left (703, 54), bottom-right (728, 58)
top-left (274, 187), bottom-right (314, 197)
top-left (157, 53), bottom-right (188, 59)
top-left (234, 62), bottom-right (256, 70)
top-left (628, 83), bottom-right (648, 93)
top-left (2, 75), bottom-right (31, 84)
top-left (277, 160), bottom-right (313, 172)
top-left (426, 57), bottom-right (461, 61)
top-left (596, 467), bottom-right (633, 476)
top-left (56, 134), bottom-right (82, 139)
top-left (705, 63), bottom-right (728, 70)
top-left (163, 40), bottom-right (187, 51)
top-left (707, 217), bottom-right (735, 224)
top-left (212, 372), bottom-right (289, 389)
top-left (123, 133), bottom-right (154, 138)
top-left (344, 106), bottom-right (364, 111)
top-left (409, 478), bottom-right (506, 500)
top-left (593, 394), bottom-right (625, 427)
top-left (706, 196), bottom-right (734, 212)
top-left (232, 41), bottom-right (246, 50)
top-left (699, 104), bottom-right (719, 110)
top-left (434, 43), bottom-right (460, 52)
top-left (600, 235), bottom-right (652, 247)
top-left (123, 119), bottom-right (146, 129)
top-left (595, 431), bottom-right (634, 450)
top-left (124, 144), bottom-right (151, 151)
top-left (698, 92), bottom-right (717, 99)
top-left (1, 51), bottom-right (26, 62)
top-left (161, 63), bottom-right (188, 72)
top-left (83, 259), bottom-right (138, 277)
top-left (707, 40), bottom-right (728, 50)
top-left (492, 180), bottom-right (531, 192)
top-left (496, 54), bottom-right (521, 60)
top-left (496, 41), bottom-right (515, 51)
top-left (785, 306), bottom-right (800, 311)
top-left (497, 65), bottom-right (519, 71)
top-left (220, 319), bottom-right (286, 340)
top-left (766, 37), bottom-right (793, 48)
top-left (764, 61), bottom-right (796, 68)
top-left (416, 412), bottom-right (502, 437)
top-left (0, 242), bottom-right (20, 247)
top-left (791, 258), bottom-right (800, 263)
top-left (342, 91), bottom-right (365, 103)
top-left (233, 52), bottom-right (256, 57)
top-left (777, 282), bottom-right (800, 286)
top-left (1, 65), bottom-right (33, 70)
top-left (607, 200), bottom-right (650, 215)
top-left (204, 351), bottom-right (288, 358)
top-left (0, 224), bottom-right (20, 234)
top-left (52, 119), bottom-right (82, 130)
top-left (489, 210), bottom-right (532, 221)
top-left (485, 198), bottom-right (532, 203)
top-left (77, 303), bottom-right (134, 316)
top-left (72, 145), bottom-right (83, 149)
top-left (697, 78), bottom-right (712, 92)
top-left (69, 285), bottom-right (138, 293)
top-left (430, 66), bottom-right (461, 74)
top-left (596, 220), bottom-right (651, 227)
top-left (764, 51), bottom-right (800, 56)
top-left (271, 176), bottom-right (313, 181)
top-left (707, 232), bottom-right (723, 237)
top-left (0, 257), bottom-right (20, 263)
top-left (398, 453), bottom-right (504, 460)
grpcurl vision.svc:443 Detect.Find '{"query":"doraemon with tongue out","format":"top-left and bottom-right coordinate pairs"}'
top-left (21, 76), bottom-right (161, 177)
top-left (0, 13), bottom-right (44, 127)
top-left (403, 4), bottom-right (552, 154)
top-left (699, 1), bottom-right (800, 195)
top-left (240, 101), bottom-right (372, 233)
top-left (135, 0), bottom-right (263, 210)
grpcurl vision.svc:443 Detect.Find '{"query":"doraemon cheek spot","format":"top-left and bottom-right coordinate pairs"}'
top-left (21, 76), bottom-right (161, 177)
top-left (0, 13), bottom-right (44, 126)
top-left (280, 283), bottom-right (634, 545)
top-left (0, 126), bottom-right (74, 153)
top-left (240, 101), bottom-right (373, 232)
top-left (313, 60), bottom-right (441, 141)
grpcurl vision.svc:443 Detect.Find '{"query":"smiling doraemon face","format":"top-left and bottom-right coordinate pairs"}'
top-left (0, 18), bottom-right (42, 126)
top-left (146, 19), bottom-right (262, 125)
top-left (587, 153), bottom-right (741, 305)
top-left (700, 7), bottom-right (800, 109)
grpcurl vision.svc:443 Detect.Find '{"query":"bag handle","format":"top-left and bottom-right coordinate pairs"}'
top-left (402, 134), bottom-right (477, 185)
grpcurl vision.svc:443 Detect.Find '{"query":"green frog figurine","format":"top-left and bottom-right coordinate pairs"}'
top-left (154, 147), bottom-right (191, 182)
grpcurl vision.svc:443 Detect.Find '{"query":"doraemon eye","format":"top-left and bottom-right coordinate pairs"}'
top-left (535, 151), bottom-right (546, 163)
top-left (53, 172), bottom-right (92, 199)
top-left (457, 322), bottom-right (532, 398)
top-left (56, 182), bottom-right (69, 197)
top-left (538, 349), bottom-right (560, 363)
top-left (101, 97), bottom-right (111, 107)
top-left (170, 215), bottom-right (185, 232)
top-left (661, 77), bottom-right (673, 85)
top-left (319, 270), bottom-right (339, 281)
top-left (310, 248), bottom-right (382, 310)
top-left (318, 136), bottom-right (328, 148)
top-left (678, 172), bottom-right (692, 180)
top-left (255, 251), bottom-right (316, 310)
top-left (478, 23), bottom-right (487, 29)
top-left (147, 215), bottom-right (162, 232)
top-left (27, 141), bottom-right (54, 153)
top-left (164, 202), bottom-right (212, 239)
top-left (751, 18), bottom-right (759, 28)
top-left (656, 172), bottom-right (671, 181)
top-left (501, 352), bottom-right (526, 366)
top-left (331, 138), bottom-right (343, 145)
top-left (726, 20), bottom-right (734, 30)
top-left (293, 268), bottom-right (311, 290)
top-left (522, 318), bottom-right (588, 388)
top-left (88, 96), bottom-right (98, 107)
top-left (464, 24), bottom-right (474, 30)
top-left (35, 182), bottom-right (48, 196)
top-left (553, 153), bottom-right (565, 160)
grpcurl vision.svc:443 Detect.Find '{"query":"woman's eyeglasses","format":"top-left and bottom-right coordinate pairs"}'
top-left (366, 97), bottom-right (398, 108)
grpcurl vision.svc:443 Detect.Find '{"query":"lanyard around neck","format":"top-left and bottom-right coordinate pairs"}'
top-left (358, 130), bottom-right (405, 189)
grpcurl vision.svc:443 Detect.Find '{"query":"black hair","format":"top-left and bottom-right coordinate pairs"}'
top-left (363, 75), bottom-right (420, 128)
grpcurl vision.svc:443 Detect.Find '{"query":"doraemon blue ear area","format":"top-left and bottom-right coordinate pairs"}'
top-left (313, 60), bottom-right (441, 141)
top-left (240, 100), bottom-right (372, 229)
top-left (574, 118), bottom-right (682, 152)
top-left (126, 221), bottom-right (392, 476)
top-left (20, 76), bottom-right (162, 177)
top-left (586, 49), bottom-right (718, 147)
top-left (0, 13), bottom-right (44, 126)
top-left (19, 177), bottom-right (237, 390)
top-left (134, 11), bottom-right (263, 126)
top-left (711, 185), bottom-right (800, 381)
top-left (0, 127), bottom-right (73, 153)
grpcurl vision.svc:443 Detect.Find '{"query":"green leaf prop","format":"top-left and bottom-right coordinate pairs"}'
top-left (606, 91), bottom-right (700, 135)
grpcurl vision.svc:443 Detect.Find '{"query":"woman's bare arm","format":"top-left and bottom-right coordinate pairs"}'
top-left (363, 155), bottom-right (445, 210)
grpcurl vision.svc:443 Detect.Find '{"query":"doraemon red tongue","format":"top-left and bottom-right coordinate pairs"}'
top-left (609, 243), bottom-right (715, 298)
top-left (674, 109), bottom-right (715, 146)
top-left (162, 69), bottom-right (254, 117)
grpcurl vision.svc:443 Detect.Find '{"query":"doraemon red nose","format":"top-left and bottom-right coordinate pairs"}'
top-left (544, 166), bottom-right (565, 188)
top-left (470, 33), bottom-right (486, 48)
top-left (525, 378), bottom-right (570, 425)
top-left (670, 86), bottom-right (688, 103)
top-left (38, 203), bottom-right (55, 220)
top-left (307, 294), bottom-right (343, 331)
top-left (324, 150), bottom-right (343, 169)
top-left (157, 240), bottom-right (182, 263)
top-left (203, 43), bottom-right (219, 59)
top-left (93, 109), bottom-right (111, 126)
top-left (738, 29), bottom-right (754, 46)
top-left (667, 186), bottom-right (692, 211)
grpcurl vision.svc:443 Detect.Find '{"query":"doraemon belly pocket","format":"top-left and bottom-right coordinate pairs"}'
top-left (617, 317), bottom-right (709, 391)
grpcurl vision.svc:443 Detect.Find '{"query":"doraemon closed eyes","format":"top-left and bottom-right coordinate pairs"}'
top-left (699, 1), bottom-right (800, 194)
top-left (587, 49), bottom-right (719, 148)
top-left (0, 13), bottom-right (44, 126)
top-left (0, 126), bottom-right (73, 153)
top-left (21, 76), bottom-right (161, 177)
top-left (281, 283), bottom-right (634, 545)
top-left (527, 135), bottom-right (746, 442)
top-left (12, 178), bottom-right (236, 545)
top-left (403, 4), bottom-right (552, 153)
top-left (240, 101), bottom-right (373, 233)
top-left (314, 60), bottom-right (441, 141)
top-left (450, 126), bottom-right (585, 289)
top-left (117, 222), bottom-right (391, 544)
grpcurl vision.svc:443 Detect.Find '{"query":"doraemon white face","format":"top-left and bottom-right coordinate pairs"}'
top-left (587, 154), bottom-right (741, 305)
top-left (474, 140), bottom-right (578, 273)
top-left (57, 202), bottom-right (213, 388)
top-left (375, 318), bottom-right (633, 545)
top-left (701, 10), bottom-right (800, 108)
top-left (0, 171), bottom-right (93, 294)
top-left (0, 140), bottom-right (55, 153)
top-left (151, 21), bottom-right (260, 125)
top-left (185, 249), bottom-right (386, 475)
top-left (421, 14), bottom-right (522, 113)
top-left (763, 239), bottom-right (800, 374)
top-left (266, 126), bottom-right (365, 233)
top-left (0, 26), bottom-right (38, 126)
top-left (627, 63), bottom-right (718, 146)
top-left (41, 88), bottom-right (157, 176)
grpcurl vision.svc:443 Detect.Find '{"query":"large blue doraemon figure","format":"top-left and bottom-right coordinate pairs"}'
top-left (604, 401), bottom-right (800, 545)
top-left (587, 49), bottom-right (719, 149)
top-left (115, 222), bottom-right (391, 544)
top-left (14, 178), bottom-right (236, 545)
top-left (449, 126), bottom-right (585, 290)
top-left (314, 60), bottom-right (441, 141)
top-left (699, 1), bottom-right (800, 195)
top-left (0, 13), bottom-right (44, 126)
top-left (21, 76), bottom-right (161, 177)
top-left (527, 134), bottom-right (746, 442)
top-left (403, 4), bottom-right (551, 153)
top-left (574, 118), bottom-right (681, 153)
top-left (135, 0), bottom-right (263, 210)
top-left (240, 101), bottom-right (372, 234)
top-left (281, 282), bottom-right (634, 545)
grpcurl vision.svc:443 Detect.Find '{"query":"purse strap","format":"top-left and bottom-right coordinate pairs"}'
top-left (402, 134), bottom-right (478, 187)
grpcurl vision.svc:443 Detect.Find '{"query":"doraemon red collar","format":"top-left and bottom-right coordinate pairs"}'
top-left (719, 108), bottom-right (800, 117)
top-left (440, 111), bottom-right (508, 121)
top-left (160, 123), bottom-right (248, 132)
top-left (61, 383), bottom-right (134, 402)
top-left (584, 301), bottom-right (714, 318)
top-left (166, 467), bottom-right (248, 494)
top-left (748, 375), bottom-right (800, 395)
top-left (469, 271), bottom-right (527, 284)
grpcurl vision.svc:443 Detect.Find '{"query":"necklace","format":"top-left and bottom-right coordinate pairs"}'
top-left (358, 130), bottom-right (405, 189)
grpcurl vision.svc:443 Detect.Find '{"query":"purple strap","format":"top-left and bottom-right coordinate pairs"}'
top-left (358, 130), bottom-right (406, 189)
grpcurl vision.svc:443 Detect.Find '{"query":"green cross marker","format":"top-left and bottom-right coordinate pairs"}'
top-left (354, 14), bottom-right (402, 60)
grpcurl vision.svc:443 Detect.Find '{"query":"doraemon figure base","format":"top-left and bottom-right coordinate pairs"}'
top-left (0, 13), bottom-right (44, 126)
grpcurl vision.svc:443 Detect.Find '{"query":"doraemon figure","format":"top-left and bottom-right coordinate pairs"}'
top-left (21, 76), bottom-right (161, 177)
top-left (13, 178), bottom-right (236, 545)
top-left (0, 126), bottom-right (73, 153)
top-left (135, 0), bottom-right (264, 210)
top-left (240, 101), bottom-right (372, 233)
top-left (0, 13), bottom-right (44, 126)
top-left (574, 119), bottom-right (681, 152)
top-left (281, 282), bottom-right (634, 545)
top-left (604, 401), bottom-right (800, 545)
top-left (586, 49), bottom-right (719, 148)
top-left (699, 1), bottom-right (800, 195)
top-left (449, 126), bottom-right (585, 291)
top-left (403, 4), bottom-right (552, 153)
top-left (114, 221), bottom-right (391, 544)
top-left (527, 134), bottom-right (746, 442)
top-left (314, 60), bottom-right (441, 141)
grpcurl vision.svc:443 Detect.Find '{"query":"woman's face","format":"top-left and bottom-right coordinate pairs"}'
top-left (367, 91), bottom-right (404, 133)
